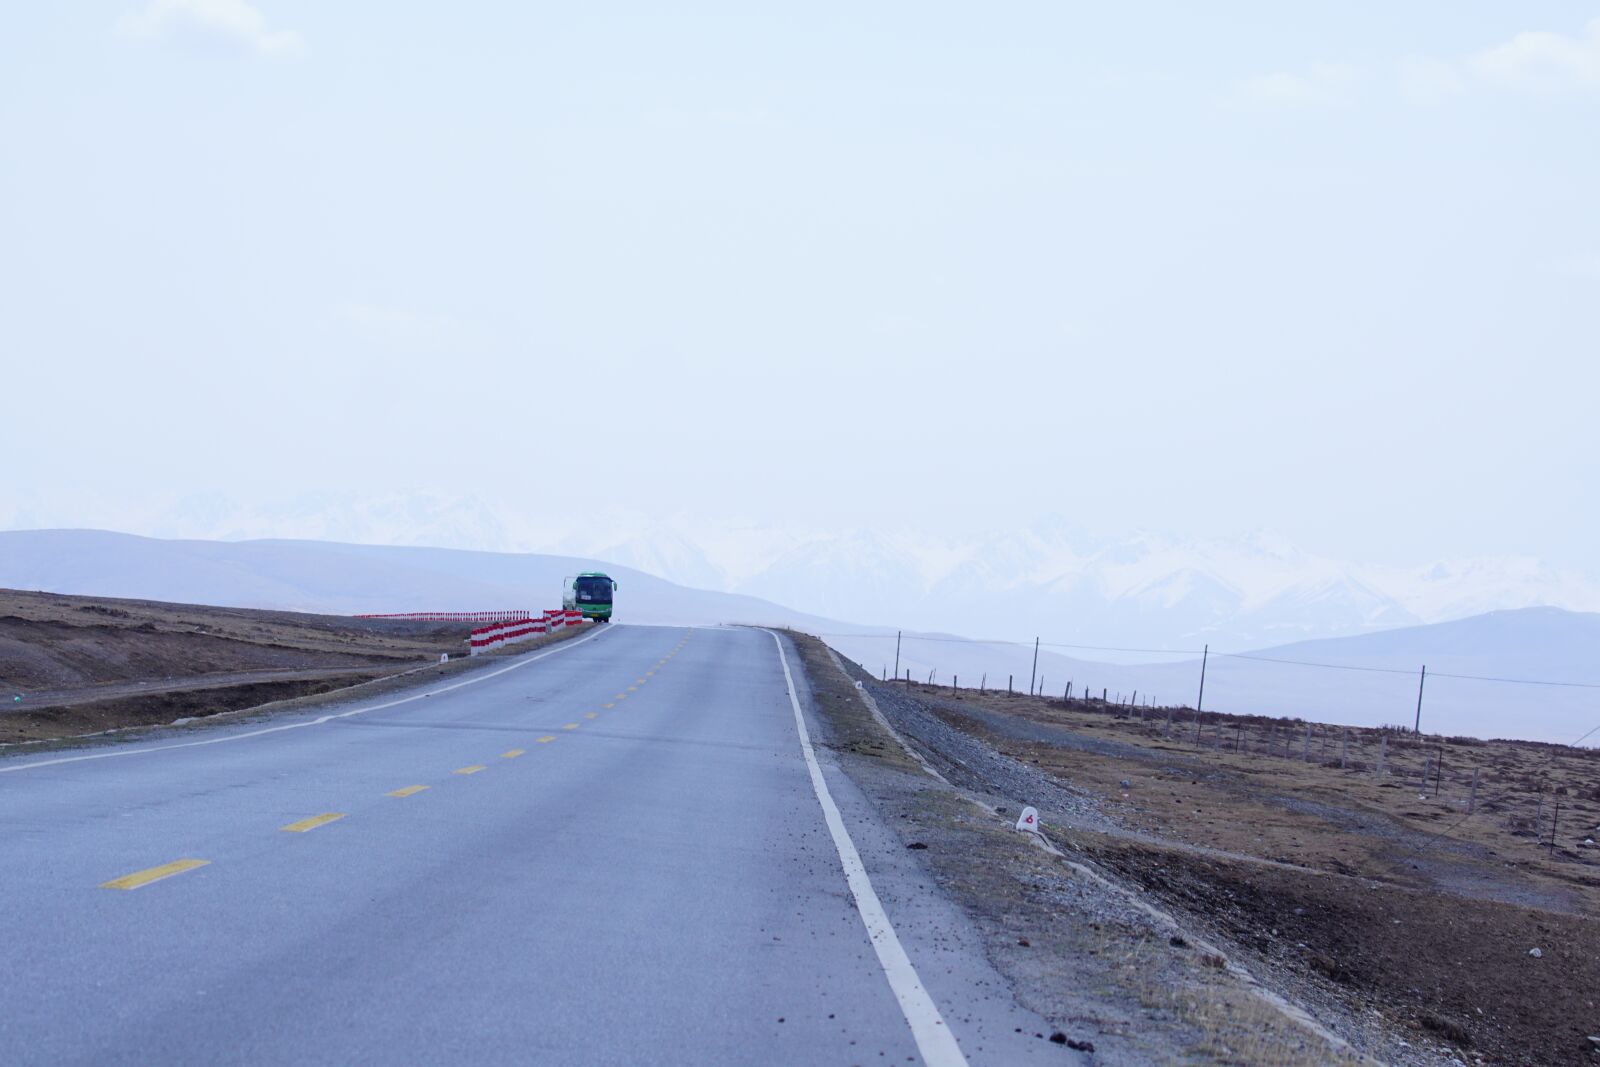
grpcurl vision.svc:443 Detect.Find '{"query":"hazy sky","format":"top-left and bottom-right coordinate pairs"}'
top-left (4, 3), bottom-right (1597, 567)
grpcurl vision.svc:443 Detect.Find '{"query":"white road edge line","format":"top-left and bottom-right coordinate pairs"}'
top-left (0, 625), bottom-right (616, 775)
top-left (765, 630), bottom-right (969, 1067)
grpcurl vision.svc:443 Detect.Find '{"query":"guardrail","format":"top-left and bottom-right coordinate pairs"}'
top-left (468, 609), bottom-right (585, 655)
top-left (350, 610), bottom-right (588, 655)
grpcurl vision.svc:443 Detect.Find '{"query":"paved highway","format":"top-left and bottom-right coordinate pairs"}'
top-left (0, 625), bottom-right (1060, 1065)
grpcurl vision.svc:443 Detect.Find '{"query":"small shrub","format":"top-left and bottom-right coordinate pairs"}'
top-left (1418, 1012), bottom-right (1472, 1046)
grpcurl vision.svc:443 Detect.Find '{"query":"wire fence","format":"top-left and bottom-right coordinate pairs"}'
top-left (889, 676), bottom-right (1600, 861)
top-left (809, 628), bottom-right (1600, 749)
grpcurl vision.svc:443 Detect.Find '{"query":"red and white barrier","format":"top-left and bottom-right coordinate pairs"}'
top-left (468, 617), bottom-right (548, 655)
top-left (466, 608), bottom-right (588, 654)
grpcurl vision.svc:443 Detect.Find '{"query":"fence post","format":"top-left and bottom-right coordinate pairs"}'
top-left (1421, 755), bottom-right (1431, 795)
top-left (1551, 801), bottom-right (1561, 857)
top-left (1468, 767), bottom-right (1480, 814)
top-left (952, 674), bottom-right (957, 694)
top-left (1414, 664), bottom-right (1427, 734)
top-left (894, 630), bottom-right (901, 686)
top-left (1340, 728), bottom-right (1348, 769)
top-left (1235, 722), bottom-right (1243, 752)
top-left (1029, 637), bottom-right (1039, 697)
top-left (1008, 674), bottom-right (1013, 694)
top-left (1197, 643), bottom-right (1209, 713)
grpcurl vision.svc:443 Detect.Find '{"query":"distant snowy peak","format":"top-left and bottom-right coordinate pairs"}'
top-left (1130, 567), bottom-right (1242, 613)
top-left (6, 490), bottom-right (1592, 650)
top-left (587, 528), bottom-right (728, 591)
top-left (146, 491), bottom-right (543, 554)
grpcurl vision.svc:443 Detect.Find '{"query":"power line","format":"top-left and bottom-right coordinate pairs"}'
top-left (809, 629), bottom-right (1600, 694)
top-left (1428, 670), bottom-right (1600, 691)
top-left (807, 631), bottom-right (1203, 657)
top-left (1216, 652), bottom-right (1417, 677)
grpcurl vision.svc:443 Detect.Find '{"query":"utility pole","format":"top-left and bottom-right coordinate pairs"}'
top-left (893, 631), bottom-right (901, 685)
top-left (1029, 637), bottom-right (1039, 697)
top-left (1413, 664), bottom-right (1427, 735)
top-left (1197, 644), bottom-right (1209, 713)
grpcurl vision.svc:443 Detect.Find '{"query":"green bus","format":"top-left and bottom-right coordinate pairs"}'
top-left (563, 572), bottom-right (617, 622)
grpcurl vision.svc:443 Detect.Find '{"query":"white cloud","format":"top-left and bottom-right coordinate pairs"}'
top-left (1468, 17), bottom-right (1600, 93)
top-left (1243, 18), bottom-right (1600, 110)
top-left (1236, 62), bottom-right (1365, 109)
top-left (1398, 56), bottom-right (1467, 104)
top-left (119, 0), bottom-right (304, 57)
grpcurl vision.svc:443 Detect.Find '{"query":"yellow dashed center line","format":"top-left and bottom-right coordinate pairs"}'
top-left (615, 693), bottom-right (627, 700)
top-left (454, 765), bottom-right (487, 775)
top-left (627, 686), bottom-right (638, 692)
top-left (387, 785), bottom-right (428, 798)
top-left (562, 723), bottom-right (578, 730)
top-left (602, 703), bottom-right (614, 709)
top-left (584, 712), bottom-right (598, 720)
top-left (281, 813), bottom-right (345, 833)
top-left (100, 858), bottom-right (209, 890)
top-left (500, 749), bottom-right (525, 759)
top-left (536, 735), bottom-right (556, 743)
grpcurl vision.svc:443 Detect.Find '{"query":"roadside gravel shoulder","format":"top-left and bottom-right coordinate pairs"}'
top-left (784, 630), bottom-right (1398, 1067)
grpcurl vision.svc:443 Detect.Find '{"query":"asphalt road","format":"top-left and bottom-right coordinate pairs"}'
top-left (0, 625), bottom-right (1059, 1065)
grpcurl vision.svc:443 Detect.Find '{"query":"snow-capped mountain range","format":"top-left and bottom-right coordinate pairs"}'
top-left (4, 528), bottom-right (1596, 744)
top-left (4, 490), bottom-right (1596, 652)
